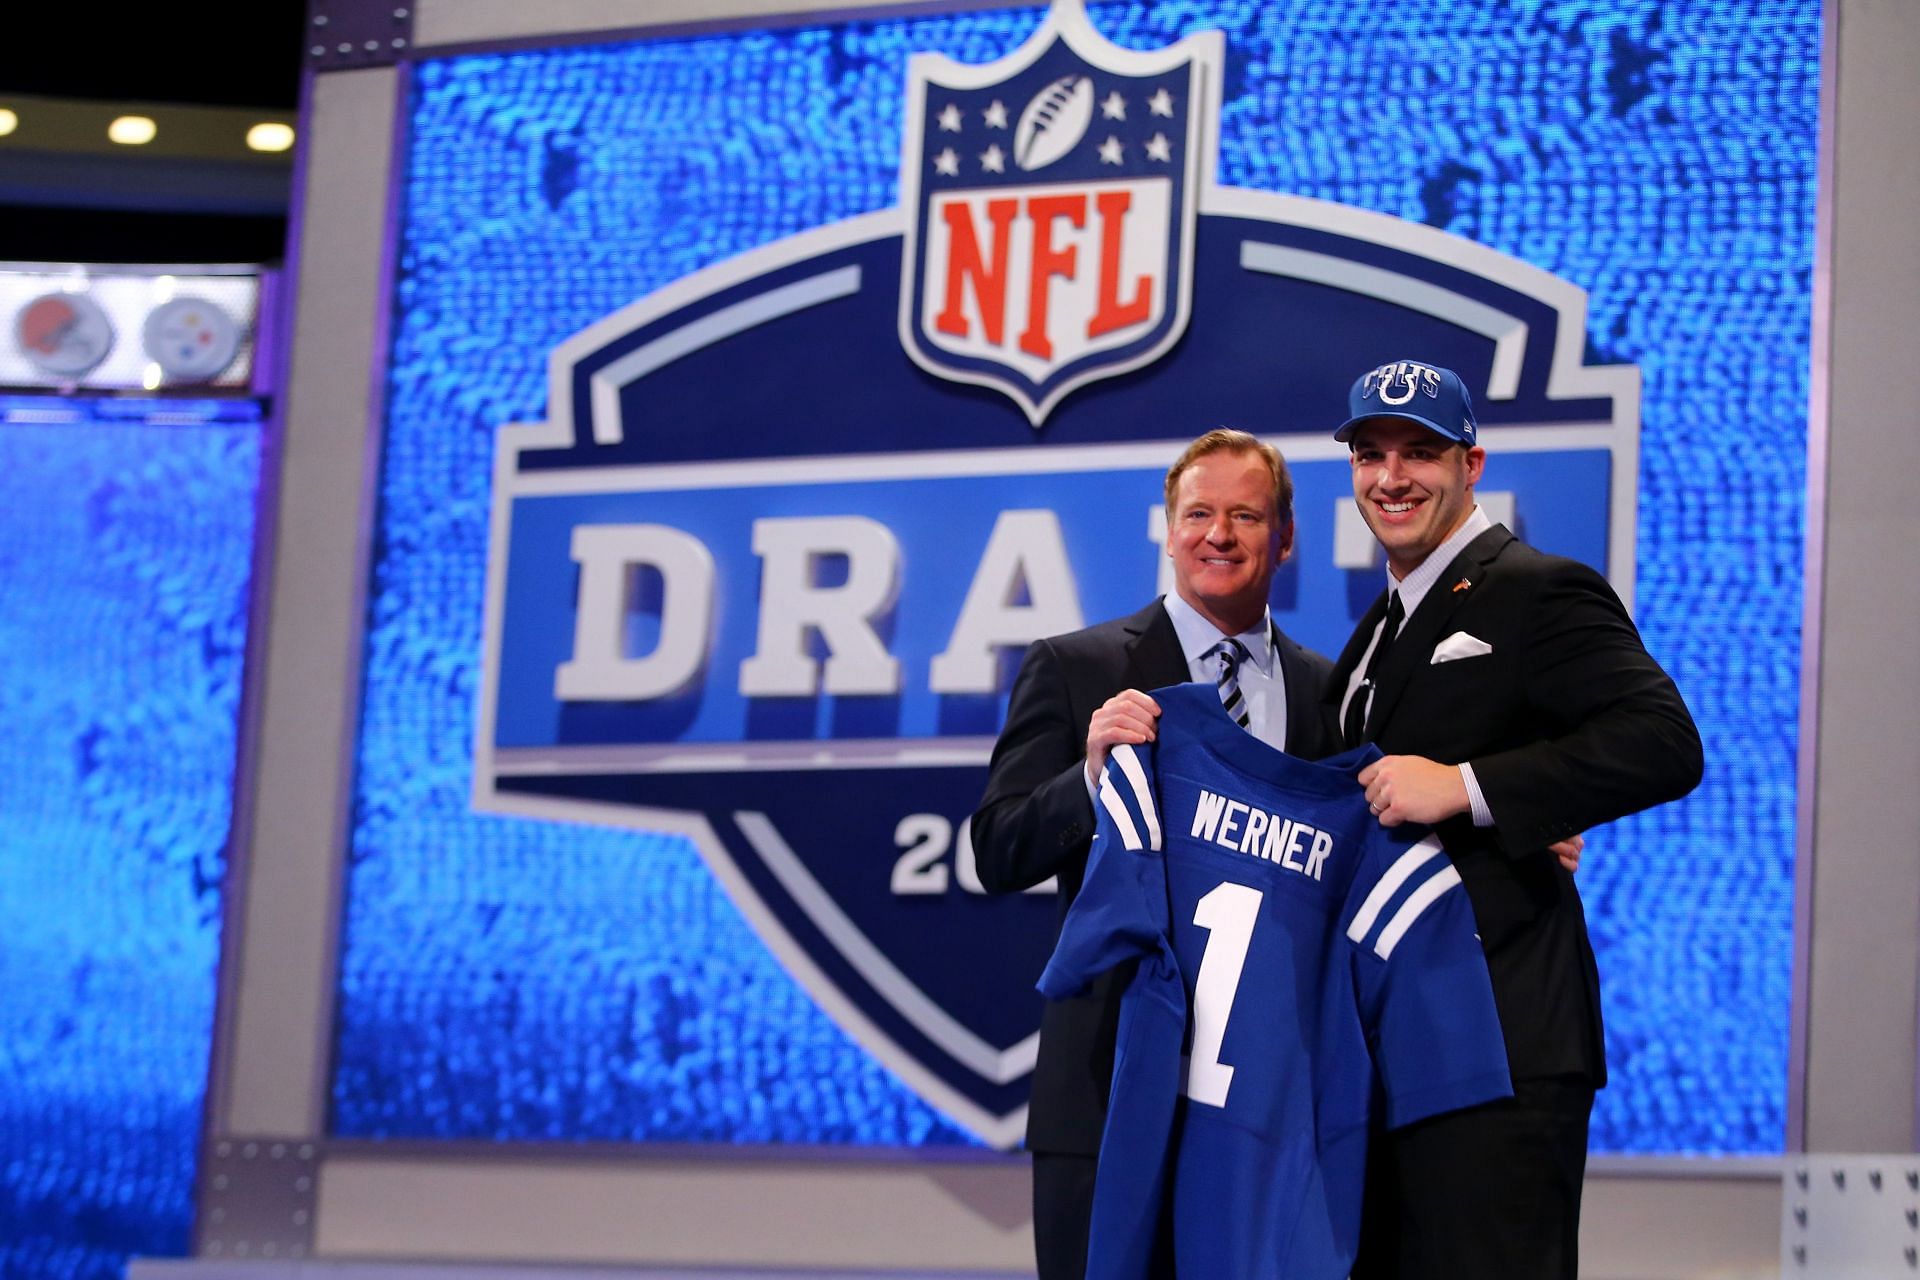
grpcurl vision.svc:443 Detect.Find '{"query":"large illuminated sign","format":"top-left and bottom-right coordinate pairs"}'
top-left (474, 0), bottom-right (1637, 1148)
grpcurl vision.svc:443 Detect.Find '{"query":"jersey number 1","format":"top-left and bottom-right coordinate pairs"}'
top-left (1187, 880), bottom-right (1262, 1107)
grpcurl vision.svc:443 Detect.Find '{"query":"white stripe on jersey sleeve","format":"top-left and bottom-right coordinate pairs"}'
top-left (1371, 863), bottom-right (1463, 960)
top-left (1346, 835), bottom-right (1446, 944)
top-left (1109, 742), bottom-right (1161, 851)
top-left (1097, 764), bottom-right (1144, 851)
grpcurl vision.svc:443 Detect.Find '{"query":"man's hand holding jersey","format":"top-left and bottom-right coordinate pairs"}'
top-left (1085, 690), bottom-right (1162, 786)
top-left (1360, 753), bottom-right (1585, 874)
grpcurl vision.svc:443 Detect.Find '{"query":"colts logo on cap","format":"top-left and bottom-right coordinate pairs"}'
top-left (1361, 359), bottom-right (1443, 406)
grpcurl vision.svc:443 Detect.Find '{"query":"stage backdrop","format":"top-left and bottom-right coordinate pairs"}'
top-left (0, 395), bottom-right (263, 1280)
top-left (336, 0), bottom-right (1815, 1155)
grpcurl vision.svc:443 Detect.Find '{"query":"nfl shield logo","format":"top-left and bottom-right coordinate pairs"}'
top-left (898, 3), bottom-right (1218, 425)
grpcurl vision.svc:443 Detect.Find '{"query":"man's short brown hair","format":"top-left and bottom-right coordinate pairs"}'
top-left (1163, 429), bottom-right (1294, 525)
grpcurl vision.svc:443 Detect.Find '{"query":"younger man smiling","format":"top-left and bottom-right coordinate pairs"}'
top-left (1327, 360), bottom-right (1703, 1279)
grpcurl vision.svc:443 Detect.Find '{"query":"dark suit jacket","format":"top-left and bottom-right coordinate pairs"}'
top-left (1326, 525), bottom-right (1703, 1085)
top-left (970, 597), bottom-right (1336, 1154)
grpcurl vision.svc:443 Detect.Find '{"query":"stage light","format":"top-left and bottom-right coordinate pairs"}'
top-left (108, 115), bottom-right (157, 145)
top-left (247, 122), bottom-right (295, 153)
top-left (0, 108), bottom-right (17, 137)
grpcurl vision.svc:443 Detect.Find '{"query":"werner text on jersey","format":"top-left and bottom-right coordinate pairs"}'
top-left (1038, 683), bottom-right (1512, 1280)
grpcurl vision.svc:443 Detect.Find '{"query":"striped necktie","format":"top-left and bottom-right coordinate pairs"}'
top-left (1209, 638), bottom-right (1252, 729)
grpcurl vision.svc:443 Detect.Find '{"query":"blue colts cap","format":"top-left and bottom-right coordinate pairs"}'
top-left (1333, 359), bottom-right (1478, 446)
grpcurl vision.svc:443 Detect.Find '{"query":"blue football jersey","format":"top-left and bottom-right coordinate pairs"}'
top-left (1038, 682), bottom-right (1511, 1280)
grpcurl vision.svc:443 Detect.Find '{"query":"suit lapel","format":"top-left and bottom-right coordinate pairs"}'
top-left (1328, 591), bottom-right (1390, 697)
top-left (1273, 624), bottom-right (1321, 756)
top-left (1122, 599), bottom-right (1188, 691)
top-left (1323, 591), bottom-right (1388, 744)
top-left (1363, 525), bottom-right (1513, 738)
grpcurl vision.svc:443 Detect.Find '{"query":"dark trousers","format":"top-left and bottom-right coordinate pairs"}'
top-left (1032, 1150), bottom-right (1097, 1280)
top-left (1352, 1078), bottom-right (1594, 1280)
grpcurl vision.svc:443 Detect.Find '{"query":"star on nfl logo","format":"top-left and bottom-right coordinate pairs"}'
top-left (898, 2), bottom-right (1218, 425)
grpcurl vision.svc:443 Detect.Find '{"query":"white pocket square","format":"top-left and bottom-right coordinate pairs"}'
top-left (1431, 631), bottom-right (1493, 663)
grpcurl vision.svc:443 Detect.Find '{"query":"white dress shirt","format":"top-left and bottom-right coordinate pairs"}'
top-left (1339, 504), bottom-right (1497, 827)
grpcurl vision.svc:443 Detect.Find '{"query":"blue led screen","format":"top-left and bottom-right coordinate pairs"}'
top-left (0, 397), bottom-right (263, 1280)
top-left (342, 1), bottom-right (1817, 1153)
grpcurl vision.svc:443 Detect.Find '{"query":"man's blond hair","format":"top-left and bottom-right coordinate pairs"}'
top-left (1163, 429), bottom-right (1294, 525)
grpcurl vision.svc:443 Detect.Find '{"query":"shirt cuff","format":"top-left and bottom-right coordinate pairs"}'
top-left (1460, 763), bottom-right (1494, 828)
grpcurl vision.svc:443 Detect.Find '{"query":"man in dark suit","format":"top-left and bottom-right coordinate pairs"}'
top-left (1327, 359), bottom-right (1703, 1279)
top-left (970, 428), bottom-right (1337, 1280)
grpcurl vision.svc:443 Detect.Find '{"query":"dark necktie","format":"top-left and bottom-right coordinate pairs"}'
top-left (1343, 591), bottom-right (1403, 748)
top-left (1208, 638), bottom-right (1252, 729)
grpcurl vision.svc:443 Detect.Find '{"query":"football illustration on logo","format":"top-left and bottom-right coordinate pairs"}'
top-left (1014, 75), bottom-right (1094, 171)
